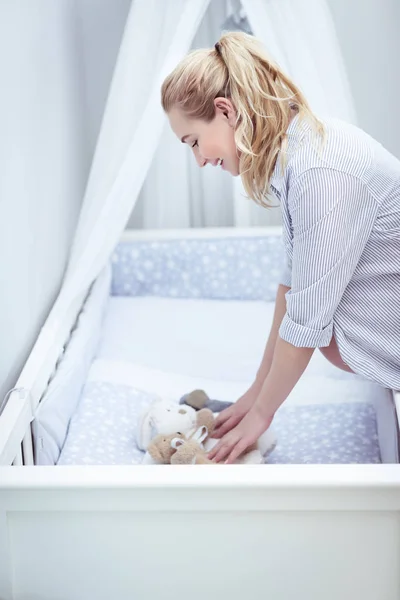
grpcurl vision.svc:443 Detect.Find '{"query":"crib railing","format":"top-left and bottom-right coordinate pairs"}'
top-left (11, 427), bottom-right (34, 466)
top-left (0, 388), bottom-right (35, 466)
top-left (395, 390), bottom-right (400, 434)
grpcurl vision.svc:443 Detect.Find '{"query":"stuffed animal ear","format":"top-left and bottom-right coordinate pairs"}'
top-left (171, 437), bottom-right (185, 450)
top-left (137, 408), bottom-right (154, 451)
top-left (192, 426), bottom-right (208, 444)
top-left (196, 408), bottom-right (215, 435)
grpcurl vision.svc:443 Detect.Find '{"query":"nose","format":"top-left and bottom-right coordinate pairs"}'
top-left (195, 155), bottom-right (219, 168)
top-left (195, 154), bottom-right (206, 168)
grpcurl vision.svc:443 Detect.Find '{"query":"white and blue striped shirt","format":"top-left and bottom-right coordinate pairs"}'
top-left (272, 115), bottom-right (400, 389)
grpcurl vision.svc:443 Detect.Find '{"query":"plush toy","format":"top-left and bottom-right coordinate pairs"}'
top-left (139, 391), bottom-right (277, 465)
top-left (180, 389), bottom-right (233, 413)
top-left (146, 432), bottom-right (186, 464)
top-left (170, 427), bottom-right (214, 465)
top-left (137, 398), bottom-right (215, 463)
top-left (146, 427), bottom-right (214, 465)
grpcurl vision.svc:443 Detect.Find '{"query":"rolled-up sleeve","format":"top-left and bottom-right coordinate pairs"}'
top-left (279, 168), bottom-right (379, 348)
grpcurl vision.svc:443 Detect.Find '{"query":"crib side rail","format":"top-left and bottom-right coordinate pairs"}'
top-left (394, 390), bottom-right (400, 433)
top-left (1, 465), bottom-right (400, 600)
top-left (0, 389), bottom-right (34, 466)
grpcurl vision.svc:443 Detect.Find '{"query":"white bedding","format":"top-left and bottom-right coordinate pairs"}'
top-left (96, 297), bottom-right (360, 385)
top-left (57, 297), bottom-right (397, 465)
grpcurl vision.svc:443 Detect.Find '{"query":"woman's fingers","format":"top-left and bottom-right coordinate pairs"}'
top-left (225, 438), bottom-right (251, 464)
top-left (208, 429), bottom-right (241, 463)
top-left (213, 406), bottom-right (234, 428)
top-left (212, 415), bottom-right (240, 438)
top-left (208, 435), bottom-right (232, 461)
top-left (208, 441), bottom-right (231, 463)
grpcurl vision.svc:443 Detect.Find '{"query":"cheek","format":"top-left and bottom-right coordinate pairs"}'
top-left (198, 135), bottom-right (222, 159)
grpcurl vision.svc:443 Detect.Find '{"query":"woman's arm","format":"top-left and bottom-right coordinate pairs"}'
top-left (212, 283), bottom-right (290, 438)
top-left (256, 336), bottom-right (314, 416)
top-left (254, 283), bottom-right (290, 384)
top-left (208, 338), bottom-right (314, 463)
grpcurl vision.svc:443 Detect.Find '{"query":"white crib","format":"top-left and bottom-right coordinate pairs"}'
top-left (1, 226), bottom-right (400, 600)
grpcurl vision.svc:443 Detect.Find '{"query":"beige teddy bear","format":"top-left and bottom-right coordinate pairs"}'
top-left (147, 426), bottom-right (215, 465)
top-left (170, 427), bottom-right (214, 465)
top-left (147, 432), bottom-right (186, 464)
top-left (137, 398), bottom-right (216, 456)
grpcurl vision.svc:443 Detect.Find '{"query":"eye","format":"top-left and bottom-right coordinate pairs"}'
top-left (191, 140), bottom-right (198, 148)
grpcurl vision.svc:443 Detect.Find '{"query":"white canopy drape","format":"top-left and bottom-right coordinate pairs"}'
top-left (17, 0), bottom-right (212, 399)
top-left (64, 0), bottom-right (211, 306)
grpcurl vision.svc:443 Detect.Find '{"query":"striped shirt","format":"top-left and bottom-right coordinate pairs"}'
top-left (271, 115), bottom-right (400, 389)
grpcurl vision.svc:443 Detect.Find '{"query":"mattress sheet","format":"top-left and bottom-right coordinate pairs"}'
top-left (96, 297), bottom-right (361, 385)
top-left (58, 371), bottom-right (381, 465)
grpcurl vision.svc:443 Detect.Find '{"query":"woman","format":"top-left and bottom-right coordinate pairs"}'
top-left (161, 31), bottom-right (400, 464)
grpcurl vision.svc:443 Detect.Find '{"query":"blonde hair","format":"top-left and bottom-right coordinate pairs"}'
top-left (161, 31), bottom-right (324, 207)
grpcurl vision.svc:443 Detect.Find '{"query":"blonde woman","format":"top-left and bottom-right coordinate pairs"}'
top-left (161, 32), bottom-right (400, 464)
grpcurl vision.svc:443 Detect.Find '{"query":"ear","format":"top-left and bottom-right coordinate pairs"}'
top-left (171, 437), bottom-right (185, 450)
top-left (192, 426), bottom-right (208, 444)
top-left (196, 408), bottom-right (215, 435)
top-left (213, 97), bottom-right (236, 126)
top-left (137, 408), bottom-right (154, 450)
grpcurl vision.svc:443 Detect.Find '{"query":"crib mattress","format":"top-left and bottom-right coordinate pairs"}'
top-left (57, 297), bottom-right (390, 465)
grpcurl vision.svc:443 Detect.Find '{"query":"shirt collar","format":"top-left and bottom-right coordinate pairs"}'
top-left (270, 113), bottom-right (312, 196)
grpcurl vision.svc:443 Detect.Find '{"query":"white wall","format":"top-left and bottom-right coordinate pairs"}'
top-left (0, 0), bottom-right (130, 403)
top-left (76, 0), bottom-right (132, 160)
top-left (328, 0), bottom-right (400, 158)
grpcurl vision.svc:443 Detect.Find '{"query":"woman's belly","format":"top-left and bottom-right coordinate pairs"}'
top-left (319, 335), bottom-right (355, 373)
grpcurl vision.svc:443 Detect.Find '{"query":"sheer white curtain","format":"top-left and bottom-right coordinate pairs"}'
top-left (129, 0), bottom-right (235, 230)
top-left (241, 0), bottom-right (356, 121)
top-left (17, 0), bottom-right (212, 395)
top-left (63, 0), bottom-right (211, 303)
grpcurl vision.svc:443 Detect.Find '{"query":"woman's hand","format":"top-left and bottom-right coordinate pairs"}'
top-left (208, 403), bottom-right (273, 464)
top-left (212, 380), bottom-right (263, 439)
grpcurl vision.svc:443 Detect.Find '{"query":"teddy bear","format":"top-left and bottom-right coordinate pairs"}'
top-left (138, 389), bottom-right (278, 465)
top-left (137, 398), bottom-right (215, 464)
top-left (145, 432), bottom-right (186, 464)
top-left (170, 426), bottom-right (214, 465)
top-left (146, 427), bottom-right (214, 465)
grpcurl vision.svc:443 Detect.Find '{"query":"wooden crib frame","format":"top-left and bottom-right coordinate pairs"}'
top-left (1, 226), bottom-right (400, 600)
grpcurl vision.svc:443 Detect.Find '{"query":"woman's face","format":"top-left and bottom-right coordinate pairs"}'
top-left (168, 98), bottom-right (240, 176)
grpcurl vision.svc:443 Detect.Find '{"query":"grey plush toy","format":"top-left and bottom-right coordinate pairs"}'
top-left (179, 389), bottom-right (234, 413)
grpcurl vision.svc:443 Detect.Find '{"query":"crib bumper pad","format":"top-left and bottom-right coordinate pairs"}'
top-left (111, 236), bottom-right (285, 301)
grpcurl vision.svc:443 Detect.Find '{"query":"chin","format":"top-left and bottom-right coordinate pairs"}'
top-left (225, 163), bottom-right (240, 176)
